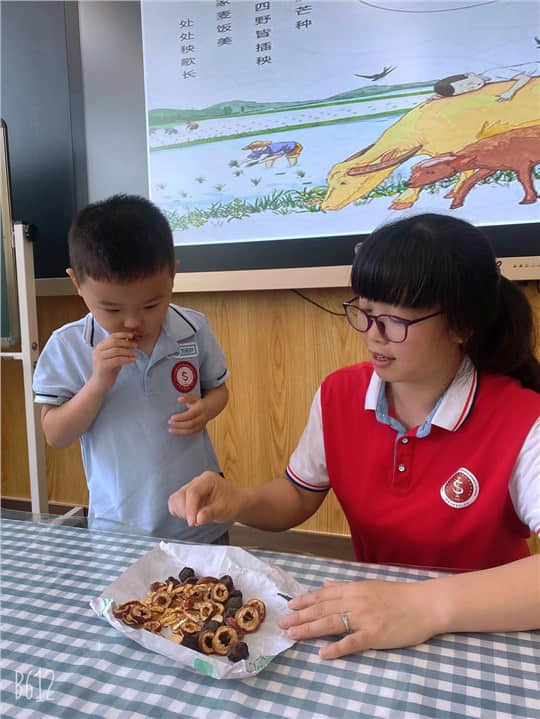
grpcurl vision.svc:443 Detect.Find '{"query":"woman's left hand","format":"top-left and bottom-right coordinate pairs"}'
top-left (279, 578), bottom-right (443, 659)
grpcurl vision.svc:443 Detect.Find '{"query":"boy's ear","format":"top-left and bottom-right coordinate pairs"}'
top-left (66, 268), bottom-right (82, 294)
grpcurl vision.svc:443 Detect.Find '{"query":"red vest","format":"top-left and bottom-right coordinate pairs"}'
top-left (321, 363), bottom-right (539, 571)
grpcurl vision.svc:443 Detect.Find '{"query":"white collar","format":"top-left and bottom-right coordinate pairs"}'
top-left (365, 355), bottom-right (478, 432)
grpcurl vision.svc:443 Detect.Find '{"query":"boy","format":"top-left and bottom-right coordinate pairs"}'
top-left (433, 61), bottom-right (538, 102)
top-left (33, 194), bottom-right (230, 542)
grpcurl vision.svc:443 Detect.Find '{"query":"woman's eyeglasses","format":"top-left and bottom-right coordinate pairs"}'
top-left (342, 298), bottom-right (442, 343)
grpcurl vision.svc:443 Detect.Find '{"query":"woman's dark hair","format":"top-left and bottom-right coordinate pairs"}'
top-left (68, 194), bottom-right (175, 282)
top-left (433, 74), bottom-right (468, 97)
top-left (351, 213), bottom-right (539, 392)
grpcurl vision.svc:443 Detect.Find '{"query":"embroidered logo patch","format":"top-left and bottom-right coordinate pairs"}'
top-left (171, 361), bottom-right (198, 393)
top-left (440, 467), bottom-right (479, 509)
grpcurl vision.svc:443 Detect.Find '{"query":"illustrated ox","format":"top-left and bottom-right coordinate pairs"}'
top-left (321, 78), bottom-right (540, 211)
top-left (407, 124), bottom-right (540, 207)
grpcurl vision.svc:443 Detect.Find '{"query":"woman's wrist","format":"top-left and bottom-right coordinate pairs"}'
top-left (236, 486), bottom-right (259, 525)
top-left (411, 577), bottom-right (453, 638)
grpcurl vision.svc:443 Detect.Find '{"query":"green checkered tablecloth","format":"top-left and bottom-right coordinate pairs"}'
top-left (1, 518), bottom-right (539, 718)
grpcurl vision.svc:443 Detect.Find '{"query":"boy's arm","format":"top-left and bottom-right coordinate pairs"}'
top-left (41, 377), bottom-right (110, 448)
top-left (201, 383), bottom-right (229, 421)
top-left (39, 331), bottom-right (137, 448)
top-left (497, 72), bottom-right (531, 101)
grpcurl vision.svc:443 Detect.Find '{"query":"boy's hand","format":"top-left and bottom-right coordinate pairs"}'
top-left (168, 394), bottom-right (208, 435)
top-left (91, 332), bottom-right (137, 391)
top-left (168, 471), bottom-right (242, 526)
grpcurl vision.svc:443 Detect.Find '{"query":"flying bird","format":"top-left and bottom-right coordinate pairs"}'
top-left (355, 65), bottom-right (396, 81)
top-left (535, 36), bottom-right (540, 47)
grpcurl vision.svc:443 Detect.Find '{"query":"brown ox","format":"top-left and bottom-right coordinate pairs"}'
top-left (407, 125), bottom-right (540, 208)
top-left (320, 79), bottom-right (540, 211)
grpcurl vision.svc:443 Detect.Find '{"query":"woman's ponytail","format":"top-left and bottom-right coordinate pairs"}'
top-left (465, 277), bottom-right (539, 392)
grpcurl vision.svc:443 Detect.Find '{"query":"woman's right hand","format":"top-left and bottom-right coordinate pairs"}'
top-left (168, 471), bottom-right (243, 526)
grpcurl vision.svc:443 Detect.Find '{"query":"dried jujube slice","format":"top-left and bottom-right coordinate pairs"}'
top-left (212, 626), bottom-right (239, 655)
top-left (198, 630), bottom-right (215, 654)
top-left (130, 604), bottom-right (153, 624)
top-left (181, 618), bottom-right (201, 634)
top-left (196, 601), bottom-right (215, 621)
top-left (245, 599), bottom-right (266, 622)
top-left (211, 582), bottom-right (230, 602)
top-left (143, 621), bottom-right (162, 633)
top-left (151, 591), bottom-right (172, 610)
top-left (235, 605), bottom-right (261, 633)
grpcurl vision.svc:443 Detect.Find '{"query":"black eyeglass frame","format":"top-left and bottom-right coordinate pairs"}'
top-left (342, 298), bottom-right (443, 343)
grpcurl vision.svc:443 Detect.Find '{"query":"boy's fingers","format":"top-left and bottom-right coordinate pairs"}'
top-left (178, 394), bottom-right (199, 405)
top-left (100, 349), bottom-right (136, 360)
top-left (171, 406), bottom-right (200, 422)
top-left (100, 334), bottom-right (137, 347)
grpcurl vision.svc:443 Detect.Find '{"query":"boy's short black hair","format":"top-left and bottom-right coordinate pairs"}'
top-left (433, 74), bottom-right (468, 97)
top-left (68, 194), bottom-right (175, 282)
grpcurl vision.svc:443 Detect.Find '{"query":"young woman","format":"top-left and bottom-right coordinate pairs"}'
top-left (169, 213), bottom-right (540, 659)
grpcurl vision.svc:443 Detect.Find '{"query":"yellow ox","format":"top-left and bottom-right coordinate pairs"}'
top-left (321, 78), bottom-right (540, 211)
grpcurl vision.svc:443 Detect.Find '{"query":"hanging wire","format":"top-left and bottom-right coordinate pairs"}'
top-left (291, 289), bottom-right (346, 316)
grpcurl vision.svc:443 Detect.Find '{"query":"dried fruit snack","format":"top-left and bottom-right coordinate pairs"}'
top-left (112, 567), bottom-right (266, 663)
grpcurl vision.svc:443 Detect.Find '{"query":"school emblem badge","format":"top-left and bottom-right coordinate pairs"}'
top-left (171, 361), bottom-right (198, 393)
top-left (440, 467), bottom-right (479, 509)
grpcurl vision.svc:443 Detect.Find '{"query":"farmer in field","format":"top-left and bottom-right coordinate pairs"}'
top-left (242, 140), bottom-right (303, 168)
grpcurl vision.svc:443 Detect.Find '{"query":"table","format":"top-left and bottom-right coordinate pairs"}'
top-left (1, 513), bottom-right (539, 719)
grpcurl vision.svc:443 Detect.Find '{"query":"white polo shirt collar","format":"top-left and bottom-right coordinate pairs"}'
top-left (365, 355), bottom-right (478, 433)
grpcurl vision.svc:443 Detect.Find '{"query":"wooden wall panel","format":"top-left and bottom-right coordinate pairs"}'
top-left (2, 359), bottom-right (30, 496)
top-left (185, 287), bottom-right (360, 534)
top-left (2, 283), bottom-right (539, 541)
